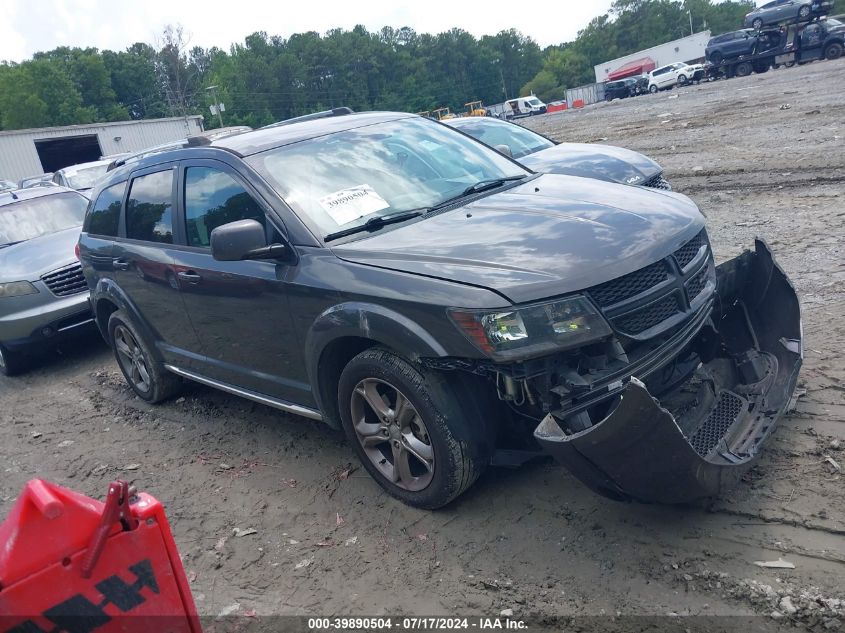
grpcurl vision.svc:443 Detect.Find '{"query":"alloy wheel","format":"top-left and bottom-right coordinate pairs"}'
top-left (350, 378), bottom-right (434, 492)
top-left (113, 325), bottom-right (151, 393)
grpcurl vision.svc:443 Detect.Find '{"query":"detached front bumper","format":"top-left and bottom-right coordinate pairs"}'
top-left (535, 240), bottom-right (802, 503)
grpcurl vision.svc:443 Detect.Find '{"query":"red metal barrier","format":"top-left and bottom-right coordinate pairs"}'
top-left (0, 479), bottom-right (200, 633)
top-left (547, 103), bottom-right (568, 113)
top-left (573, 99), bottom-right (585, 109)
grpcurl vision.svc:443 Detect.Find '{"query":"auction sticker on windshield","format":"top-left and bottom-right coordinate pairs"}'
top-left (319, 184), bottom-right (389, 225)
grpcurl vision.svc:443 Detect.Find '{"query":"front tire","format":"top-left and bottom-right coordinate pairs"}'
top-left (710, 51), bottom-right (724, 65)
top-left (798, 5), bottom-right (810, 19)
top-left (108, 310), bottom-right (180, 403)
top-left (338, 348), bottom-right (492, 509)
top-left (678, 74), bottom-right (688, 85)
top-left (824, 42), bottom-right (843, 60)
top-left (0, 344), bottom-right (26, 377)
top-left (752, 18), bottom-right (763, 30)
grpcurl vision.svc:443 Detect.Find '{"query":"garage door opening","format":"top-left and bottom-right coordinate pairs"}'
top-left (35, 135), bottom-right (103, 173)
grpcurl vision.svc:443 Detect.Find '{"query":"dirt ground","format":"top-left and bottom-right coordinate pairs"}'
top-left (2, 60), bottom-right (844, 631)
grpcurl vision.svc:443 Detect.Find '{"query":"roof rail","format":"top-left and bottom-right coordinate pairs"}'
top-left (107, 126), bottom-right (252, 171)
top-left (261, 107), bottom-right (354, 129)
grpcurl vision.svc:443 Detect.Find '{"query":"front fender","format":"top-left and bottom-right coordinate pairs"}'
top-left (304, 301), bottom-right (449, 415)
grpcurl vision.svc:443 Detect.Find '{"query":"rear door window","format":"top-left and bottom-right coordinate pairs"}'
top-left (125, 170), bottom-right (174, 243)
top-left (183, 167), bottom-right (266, 248)
top-left (85, 182), bottom-right (125, 237)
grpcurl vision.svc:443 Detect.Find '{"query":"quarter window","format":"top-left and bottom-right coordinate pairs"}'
top-left (86, 182), bottom-right (125, 237)
top-left (183, 167), bottom-right (266, 248)
top-left (126, 170), bottom-right (174, 243)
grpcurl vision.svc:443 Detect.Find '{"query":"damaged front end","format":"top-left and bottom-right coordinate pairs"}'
top-left (534, 240), bottom-right (802, 503)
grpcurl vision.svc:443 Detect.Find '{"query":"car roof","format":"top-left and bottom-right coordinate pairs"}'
top-left (211, 111), bottom-right (414, 156)
top-left (0, 185), bottom-right (80, 208)
top-left (98, 111), bottom-right (424, 188)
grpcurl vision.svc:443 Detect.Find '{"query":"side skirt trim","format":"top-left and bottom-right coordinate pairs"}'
top-left (164, 364), bottom-right (323, 421)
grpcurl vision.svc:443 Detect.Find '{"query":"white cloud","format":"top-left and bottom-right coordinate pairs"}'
top-left (0, 0), bottom-right (613, 61)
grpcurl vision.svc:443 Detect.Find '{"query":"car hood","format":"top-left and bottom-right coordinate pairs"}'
top-left (0, 226), bottom-right (82, 282)
top-left (332, 174), bottom-right (705, 305)
top-left (519, 143), bottom-right (663, 186)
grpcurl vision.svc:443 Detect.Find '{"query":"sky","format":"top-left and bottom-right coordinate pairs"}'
top-left (0, 0), bottom-right (615, 62)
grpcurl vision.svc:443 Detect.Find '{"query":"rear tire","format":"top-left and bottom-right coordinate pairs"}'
top-left (709, 51), bottom-right (723, 65)
top-left (0, 344), bottom-right (27, 377)
top-left (798, 5), bottom-right (810, 19)
top-left (824, 42), bottom-right (843, 60)
top-left (752, 18), bottom-right (763, 30)
top-left (338, 348), bottom-right (493, 509)
top-left (735, 61), bottom-right (753, 77)
top-left (107, 310), bottom-right (180, 403)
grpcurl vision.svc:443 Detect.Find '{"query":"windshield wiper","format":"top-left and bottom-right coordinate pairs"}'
top-left (324, 210), bottom-right (423, 242)
top-left (425, 175), bottom-right (528, 214)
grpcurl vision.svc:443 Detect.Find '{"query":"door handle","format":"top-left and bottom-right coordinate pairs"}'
top-left (177, 271), bottom-right (202, 284)
top-left (112, 258), bottom-right (130, 271)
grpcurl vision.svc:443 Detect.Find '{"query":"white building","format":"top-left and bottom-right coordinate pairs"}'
top-left (0, 116), bottom-right (204, 181)
top-left (594, 31), bottom-right (712, 84)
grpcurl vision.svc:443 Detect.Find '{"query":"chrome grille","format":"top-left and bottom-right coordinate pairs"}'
top-left (41, 263), bottom-right (87, 297)
top-left (643, 174), bottom-right (672, 190)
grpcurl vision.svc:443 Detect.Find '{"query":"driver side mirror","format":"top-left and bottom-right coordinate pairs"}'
top-left (210, 219), bottom-right (289, 261)
top-left (494, 144), bottom-right (514, 158)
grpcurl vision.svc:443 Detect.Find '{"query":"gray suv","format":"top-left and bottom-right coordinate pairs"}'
top-left (0, 187), bottom-right (93, 375)
top-left (78, 111), bottom-right (802, 509)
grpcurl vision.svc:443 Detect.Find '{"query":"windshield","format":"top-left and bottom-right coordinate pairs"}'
top-left (248, 117), bottom-right (528, 239)
top-left (63, 163), bottom-right (109, 190)
top-left (0, 192), bottom-right (87, 246)
top-left (452, 118), bottom-right (554, 159)
top-left (526, 97), bottom-right (542, 106)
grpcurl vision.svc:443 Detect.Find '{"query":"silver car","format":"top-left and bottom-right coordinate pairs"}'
top-left (744, 0), bottom-right (833, 29)
top-left (0, 187), bottom-right (93, 375)
top-left (52, 159), bottom-right (112, 193)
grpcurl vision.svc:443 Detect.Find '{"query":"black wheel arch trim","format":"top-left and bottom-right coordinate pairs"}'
top-left (91, 278), bottom-right (164, 362)
top-left (305, 301), bottom-right (450, 424)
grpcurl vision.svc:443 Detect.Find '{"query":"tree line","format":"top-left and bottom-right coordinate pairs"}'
top-left (0, 0), bottom-right (753, 131)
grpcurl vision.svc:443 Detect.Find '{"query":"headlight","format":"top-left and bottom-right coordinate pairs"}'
top-left (449, 295), bottom-right (612, 360)
top-left (0, 281), bottom-right (38, 298)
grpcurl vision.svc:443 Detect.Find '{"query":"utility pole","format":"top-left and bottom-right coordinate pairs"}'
top-left (689, 10), bottom-right (694, 35)
top-left (206, 85), bottom-right (224, 128)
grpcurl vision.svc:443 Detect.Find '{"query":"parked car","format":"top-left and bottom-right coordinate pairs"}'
top-left (706, 29), bottom-right (758, 64)
top-left (18, 174), bottom-right (54, 189)
top-left (744, 0), bottom-right (834, 30)
top-left (604, 77), bottom-right (639, 100)
top-left (52, 159), bottom-right (112, 193)
top-left (444, 116), bottom-right (672, 189)
top-left (505, 96), bottom-right (547, 117)
top-left (647, 62), bottom-right (698, 92)
top-left (0, 187), bottom-right (93, 375)
top-left (78, 111), bottom-right (801, 509)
